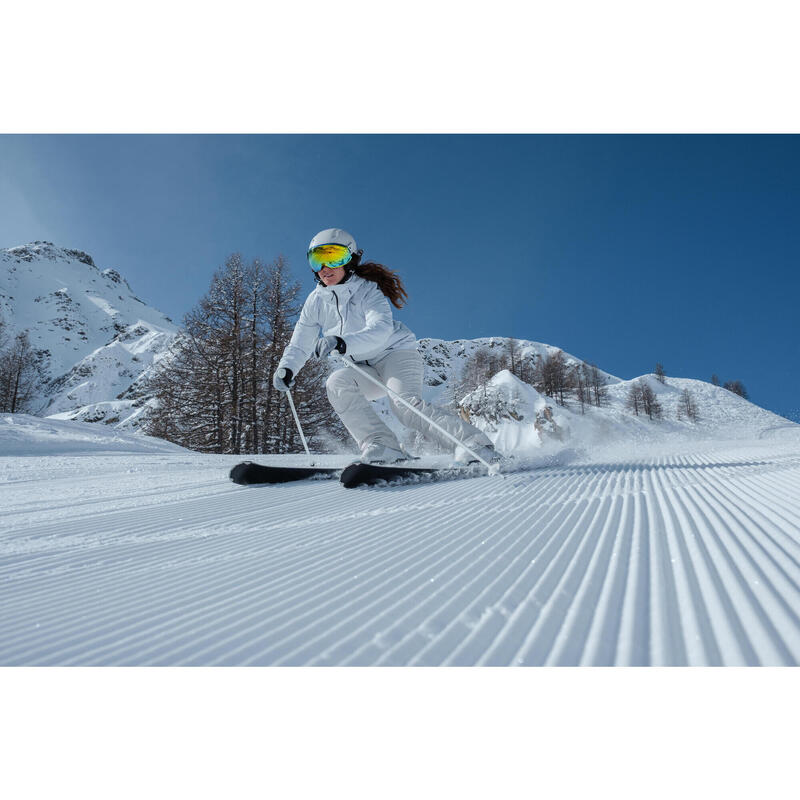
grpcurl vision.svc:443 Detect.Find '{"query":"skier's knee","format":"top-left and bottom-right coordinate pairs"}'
top-left (325, 369), bottom-right (345, 396)
top-left (326, 368), bottom-right (354, 399)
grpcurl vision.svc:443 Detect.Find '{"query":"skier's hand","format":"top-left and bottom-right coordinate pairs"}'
top-left (273, 367), bottom-right (294, 392)
top-left (314, 335), bottom-right (346, 359)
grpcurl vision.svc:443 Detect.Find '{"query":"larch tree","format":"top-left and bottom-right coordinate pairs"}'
top-left (0, 331), bottom-right (44, 414)
top-left (586, 363), bottom-right (608, 407)
top-left (677, 387), bottom-right (699, 422)
top-left (533, 349), bottom-right (572, 406)
top-left (145, 253), bottom-right (348, 455)
top-left (723, 379), bottom-right (749, 400)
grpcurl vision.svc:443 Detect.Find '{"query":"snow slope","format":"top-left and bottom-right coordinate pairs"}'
top-left (418, 335), bottom-right (620, 403)
top-left (458, 370), bottom-right (796, 455)
top-left (2, 417), bottom-right (799, 666)
top-left (0, 413), bottom-right (186, 457)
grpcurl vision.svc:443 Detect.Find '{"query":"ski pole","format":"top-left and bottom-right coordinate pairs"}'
top-left (335, 354), bottom-right (501, 475)
top-left (286, 388), bottom-right (314, 467)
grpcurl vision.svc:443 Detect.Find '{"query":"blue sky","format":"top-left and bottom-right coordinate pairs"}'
top-left (1, 134), bottom-right (798, 420)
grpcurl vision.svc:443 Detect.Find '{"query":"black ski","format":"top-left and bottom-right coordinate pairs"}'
top-left (340, 461), bottom-right (442, 488)
top-left (229, 461), bottom-right (339, 485)
top-left (232, 458), bottom-right (518, 488)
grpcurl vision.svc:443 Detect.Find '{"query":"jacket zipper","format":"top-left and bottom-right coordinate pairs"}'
top-left (333, 292), bottom-right (344, 335)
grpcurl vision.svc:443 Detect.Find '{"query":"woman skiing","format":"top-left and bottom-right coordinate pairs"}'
top-left (272, 228), bottom-right (500, 465)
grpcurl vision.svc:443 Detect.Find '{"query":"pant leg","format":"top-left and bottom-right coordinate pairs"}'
top-left (325, 365), bottom-right (403, 451)
top-left (374, 349), bottom-right (493, 453)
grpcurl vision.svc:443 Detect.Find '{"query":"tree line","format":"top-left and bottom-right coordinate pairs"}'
top-left (625, 363), bottom-right (749, 423)
top-left (454, 339), bottom-right (609, 414)
top-left (0, 254), bottom-right (757, 444)
top-left (454, 350), bottom-right (727, 425)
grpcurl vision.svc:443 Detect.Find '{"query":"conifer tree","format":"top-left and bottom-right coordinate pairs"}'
top-left (0, 331), bottom-right (44, 414)
top-left (571, 362), bottom-right (589, 414)
top-left (640, 381), bottom-right (663, 420)
top-left (677, 387), bottom-right (699, 422)
top-left (533, 349), bottom-right (572, 406)
top-left (626, 379), bottom-right (662, 420)
top-left (504, 337), bottom-right (523, 378)
top-left (723, 379), bottom-right (749, 400)
top-left (626, 382), bottom-right (642, 416)
top-left (587, 363), bottom-right (608, 407)
top-left (145, 253), bottom-right (347, 454)
top-left (456, 346), bottom-right (508, 401)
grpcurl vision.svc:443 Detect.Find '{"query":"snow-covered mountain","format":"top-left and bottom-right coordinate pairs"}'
top-left (408, 337), bottom-right (796, 453)
top-left (0, 241), bottom-right (177, 425)
top-left (3, 243), bottom-right (793, 450)
top-left (418, 336), bottom-right (620, 396)
top-left (459, 370), bottom-right (796, 451)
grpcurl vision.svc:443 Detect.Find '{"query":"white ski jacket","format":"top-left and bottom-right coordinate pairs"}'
top-left (278, 274), bottom-right (417, 376)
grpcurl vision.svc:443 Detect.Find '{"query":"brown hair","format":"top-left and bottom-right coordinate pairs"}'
top-left (353, 261), bottom-right (408, 309)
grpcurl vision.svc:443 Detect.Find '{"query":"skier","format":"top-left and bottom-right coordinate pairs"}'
top-left (272, 228), bottom-right (500, 465)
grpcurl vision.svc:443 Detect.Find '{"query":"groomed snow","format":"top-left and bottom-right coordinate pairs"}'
top-left (2, 417), bottom-right (799, 666)
top-left (0, 413), bottom-right (186, 457)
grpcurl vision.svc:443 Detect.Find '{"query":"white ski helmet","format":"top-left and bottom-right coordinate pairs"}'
top-left (307, 228), bottom-right (362, 284)
top-left (307, 228), bottom-right (358, 255)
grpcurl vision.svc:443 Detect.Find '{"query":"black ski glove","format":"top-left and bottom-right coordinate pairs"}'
top-left (314, 336), bottom-right (346, 358)
top-left (273, 367), bottom-right (294, 392)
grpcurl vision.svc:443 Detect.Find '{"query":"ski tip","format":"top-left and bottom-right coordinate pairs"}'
top-left (229, 462), bottom-right (253, 484)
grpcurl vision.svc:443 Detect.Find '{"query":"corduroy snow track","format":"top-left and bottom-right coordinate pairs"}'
top-left (2, 437), bottom-right (800, 666)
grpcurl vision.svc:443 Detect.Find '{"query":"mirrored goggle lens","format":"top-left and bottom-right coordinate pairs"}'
top-left (307, 244), bottom-right (352, 272)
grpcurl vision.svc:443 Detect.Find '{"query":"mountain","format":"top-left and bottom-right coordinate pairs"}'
top-left (0, 241), bottom-right (178, 426)
top-left (458, 370), bottom-right (795, 451)
top-left (3, 243), bottom-right (794, 448)
top-left (408, 337), bottom-right (796, 452)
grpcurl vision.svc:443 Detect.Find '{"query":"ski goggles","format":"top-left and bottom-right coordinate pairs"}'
top-left (307, 243), bottom-right (353, 272)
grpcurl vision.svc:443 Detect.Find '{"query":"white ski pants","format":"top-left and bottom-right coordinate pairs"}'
top-left (325, 348), bottom-right (493, 453)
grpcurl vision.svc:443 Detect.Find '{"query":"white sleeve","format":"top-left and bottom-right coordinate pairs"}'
top-left (341, 284), bottom-right (394, 357)
top-left (278, 295), bottom-right (321, 375)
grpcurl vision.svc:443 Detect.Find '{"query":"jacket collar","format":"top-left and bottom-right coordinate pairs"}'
top-left (315, 273), bottom-right (364, 303)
